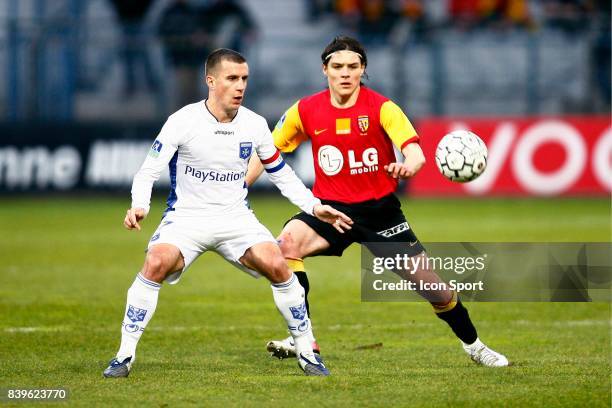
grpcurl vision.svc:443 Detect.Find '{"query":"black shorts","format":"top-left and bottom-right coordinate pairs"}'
top-left (289, 194), bottom-right (425, 258)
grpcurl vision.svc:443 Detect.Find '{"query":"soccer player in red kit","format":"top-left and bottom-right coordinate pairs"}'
top-left (246, 36), bottom-right (508, 367)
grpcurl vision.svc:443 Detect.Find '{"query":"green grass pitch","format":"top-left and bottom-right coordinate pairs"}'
top-left (0, 195), bottom-right (610, 407)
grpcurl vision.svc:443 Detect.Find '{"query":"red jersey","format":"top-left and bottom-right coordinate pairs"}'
top-left (272, 86), bottom-right (419, 203)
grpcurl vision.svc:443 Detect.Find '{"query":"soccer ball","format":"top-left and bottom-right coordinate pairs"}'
top-left (435, 130), bottom-right (488, 182)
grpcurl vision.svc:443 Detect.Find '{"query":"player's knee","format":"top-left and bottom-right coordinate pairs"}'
top-left (277, 232), bottom-right (300, 259)
top-left (142, 253), bottom-right (170, 282)
top-left (267, 256), bottom-right (292, 284)
top-left (432, 290), bottom-right (457, 312)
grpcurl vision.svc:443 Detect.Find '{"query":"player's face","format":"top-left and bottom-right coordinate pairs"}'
top-left (207, 60), bottom-right (249, 112)
top-left (323, 51), bottom-right (364, 99)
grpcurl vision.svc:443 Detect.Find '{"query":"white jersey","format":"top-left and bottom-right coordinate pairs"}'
top-left (131, 101), bottom-right (320, 216)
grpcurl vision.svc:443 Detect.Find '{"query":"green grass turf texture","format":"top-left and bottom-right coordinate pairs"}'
top-left (0, 196), bottom-right (610, 407)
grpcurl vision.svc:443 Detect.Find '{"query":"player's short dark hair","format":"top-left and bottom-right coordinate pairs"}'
top-left (321, 36), bottom-right (367, 68)
top-left (205, 48), bottom-right (247, 75)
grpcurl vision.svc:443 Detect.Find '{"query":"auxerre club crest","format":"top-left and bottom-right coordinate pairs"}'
top-left (127, 305), bottom-right (147, 323)
top-left (239, 142), bottom-right (252, 159)
top-left (358, 115), bottom-right (369, 133)
top-left (289, 302), bottom-right (307, 320)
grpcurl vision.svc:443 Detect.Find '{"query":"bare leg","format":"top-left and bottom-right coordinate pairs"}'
top-left (277, 219), bottom-right (331, 318)
top-left (392, 252), bottom-right (454, 306)
top-left (115, 244), bottom-right (184, 361)
top-left (389, 251), bottom-right (478, 345)
top-left (240, 242), bottom-right (318, 361)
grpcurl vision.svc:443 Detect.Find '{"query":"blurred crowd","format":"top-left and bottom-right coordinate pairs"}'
top-left (307, 0), bottom-right (611, 40)
top-left (108, 0), bottom-right (257, 109)
top-left (306, 0), bottom-right (610, 105)
top-left (7, 0), bottom-right (608, 119)
top-left (106, 0), bottom-right (609, 105)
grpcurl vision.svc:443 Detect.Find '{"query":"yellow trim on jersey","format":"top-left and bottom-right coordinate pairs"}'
top-left (380, 100), bottom-right (418, 150)
top-left (272, 101), bottom-right (308, 153)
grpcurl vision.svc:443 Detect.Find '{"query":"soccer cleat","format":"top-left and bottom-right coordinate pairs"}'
top-left (266, 336), bottom-right (320, 359)
top-left (103, 356), bottom-right (132, 378)
top-left (298, 352), bottom-right (330, 376)
top-left (462, 339), bottom-right (509, 367)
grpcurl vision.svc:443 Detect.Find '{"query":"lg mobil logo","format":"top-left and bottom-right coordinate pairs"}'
top-left (317, 145), bottom-right (379, 176)
top-left (458, 119), bottom-right (611, 195)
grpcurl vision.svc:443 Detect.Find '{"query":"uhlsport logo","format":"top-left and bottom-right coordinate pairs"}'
top-left (124, 323), bottom-right (142, 333)
top-left (239, 142), bottom-right (252, 159)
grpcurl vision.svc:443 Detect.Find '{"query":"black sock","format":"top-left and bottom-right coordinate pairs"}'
top-left (294, 271), bottom-right (311, 317)
top-left (436, 300), bottom-right (478, 344)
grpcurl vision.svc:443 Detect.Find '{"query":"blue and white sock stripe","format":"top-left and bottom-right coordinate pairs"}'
top-left (271, 273), bottom-right (296, 288)
top-left (137, 273), bottom-right (162, 289)
top-left (261, 150), bottom-right (286, 174)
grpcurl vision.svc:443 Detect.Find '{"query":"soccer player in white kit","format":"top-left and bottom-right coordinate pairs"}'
top-left (103, 49), bottom-right (353, 378)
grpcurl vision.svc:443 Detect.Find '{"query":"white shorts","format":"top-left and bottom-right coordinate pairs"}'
top-left (147, 209), bottom-right (276, 284)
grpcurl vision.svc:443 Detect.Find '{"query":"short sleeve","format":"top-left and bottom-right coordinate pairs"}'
top-left (272, 101), bottom-right (309, 153)
top-left (380, 100), bottom-right (419, 150)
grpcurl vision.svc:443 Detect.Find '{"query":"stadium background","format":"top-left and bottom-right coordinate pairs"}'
top-left (0, 1), bottom-right (610, 406)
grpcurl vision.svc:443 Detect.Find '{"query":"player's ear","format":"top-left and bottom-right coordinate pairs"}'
top-left (322, 64), bottom-right (328, 77)
top-left (206, 74), bottom-right (215, 90)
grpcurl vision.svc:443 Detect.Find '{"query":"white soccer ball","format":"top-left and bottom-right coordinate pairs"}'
top-left (435, 130), bottom-right (488, 182)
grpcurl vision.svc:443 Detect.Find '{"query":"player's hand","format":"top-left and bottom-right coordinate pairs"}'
top-left (313, 204), bottom-right (353, 233)
top-left (384, 161), bottom-right (424, 179)
top-left (387, 143), bottom-right (426, 179)
top-left (124, 208), bottom-right (146, 231)
top-left (384, 162), bottom-right (414, 179)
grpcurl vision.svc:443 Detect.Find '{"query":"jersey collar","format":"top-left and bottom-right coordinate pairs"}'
top-left (200, 99), bottom-right (241, 124)
top-left (327, 86), bottom-right (365, 110)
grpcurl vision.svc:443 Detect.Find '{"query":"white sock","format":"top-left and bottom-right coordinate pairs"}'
top-left (271, 274), bottom-right (314, 357)
top-left (116, 273), bottom-right (161, 362)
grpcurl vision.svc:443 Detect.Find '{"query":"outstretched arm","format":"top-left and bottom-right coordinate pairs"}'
top-left (256, 123), bottom-right (352, 232)
top-left (264, 158), bottom-right (353, 233)
top-left (312, 204), bottom-right (353, 232)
